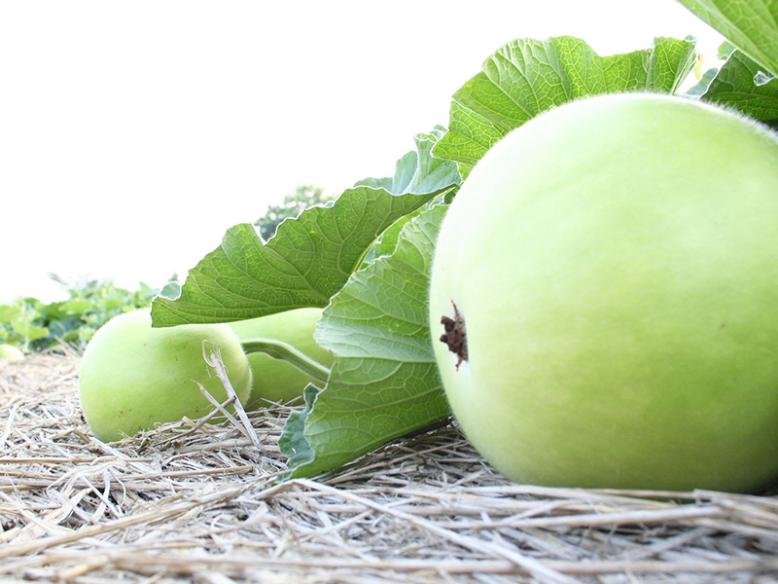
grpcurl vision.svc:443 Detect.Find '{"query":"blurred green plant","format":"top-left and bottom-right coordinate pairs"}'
top-left (254, 185), bottom-right (334, 241)
top-left (0, 275), bottom-right (179, 354)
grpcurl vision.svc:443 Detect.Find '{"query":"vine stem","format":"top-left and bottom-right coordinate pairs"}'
top-left (240, 338), bottom-right (331, 385)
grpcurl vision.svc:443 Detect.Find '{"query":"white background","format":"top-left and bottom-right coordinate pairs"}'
top-left (0, 0), bottom-right (722, 303)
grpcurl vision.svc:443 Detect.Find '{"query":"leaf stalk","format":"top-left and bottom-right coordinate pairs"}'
top-left (240, 338), bottom-right (331, 384)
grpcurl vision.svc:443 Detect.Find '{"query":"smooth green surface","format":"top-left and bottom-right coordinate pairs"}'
top-left (429, 94), bottom-right (778, 493)
top-left (79, 310), bottom-right (252, 442)
top-left (228, 308), bottom-right (333, 408)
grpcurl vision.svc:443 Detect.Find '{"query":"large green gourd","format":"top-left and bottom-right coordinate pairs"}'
top-left (429, 94), bottom-right (778, 492)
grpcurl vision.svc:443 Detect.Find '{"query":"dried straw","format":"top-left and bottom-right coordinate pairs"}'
top-left (1, 350), bottom-right (776, 583)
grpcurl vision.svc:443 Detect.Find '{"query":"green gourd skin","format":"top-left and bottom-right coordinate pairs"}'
top-left (79, 310), bottom-right (252, 442)
top-left (228, 307), bottom-right (333, 408)
top-left (429, 93), bottom-right (778, 493)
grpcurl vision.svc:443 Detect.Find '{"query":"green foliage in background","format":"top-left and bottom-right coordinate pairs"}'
top-left (0, 276), bottom-right (178, 354)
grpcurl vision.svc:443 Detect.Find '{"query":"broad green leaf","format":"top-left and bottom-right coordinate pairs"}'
top-left (151, 188), bottom-right (437, 326)
top-left (701, 50), bottom-right (778, 127)
top-left (152, 132), bottom-right (460, 327)
top-left (677, 0), bottom-right (778, 76)
top-left (432, 37), bottom-right (697, 177)
top-left (281, 204), bottom-right (451, 478)
top-left (355, 127), bottom-right (461, 195)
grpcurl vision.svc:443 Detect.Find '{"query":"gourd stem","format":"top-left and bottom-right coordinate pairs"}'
top-left (240, 338), bottom-right (331, 384)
